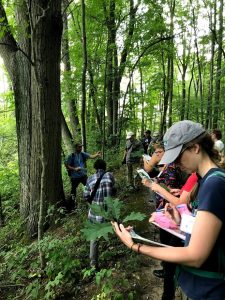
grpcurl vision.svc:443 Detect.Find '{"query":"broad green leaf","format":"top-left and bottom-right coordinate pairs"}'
top-left (81, 221), bottom-right (113, 241)
top-left (122, 212), bottom-right (146, 223)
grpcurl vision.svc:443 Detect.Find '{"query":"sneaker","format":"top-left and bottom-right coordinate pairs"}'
top-left (153, 269), bottom-right (165, 279)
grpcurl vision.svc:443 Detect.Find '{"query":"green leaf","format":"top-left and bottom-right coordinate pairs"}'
top-left (104, 197), bottom-right (122, 221)
top-left (81, 221), bottom-right (113, 241)
top-left (89, 203), bottom-right (108, 219)
top-left (82, 198), bottom-right (147, 241)
top-left (122, 212), bottom-right (146, 223)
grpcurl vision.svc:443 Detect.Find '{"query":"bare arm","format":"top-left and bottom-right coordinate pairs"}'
top-left (89, 151), bottom-right (101, 159)
top-left (113, 210), bottom-right (222, 268)
top-left (142, 181), bottom-right (189, 206)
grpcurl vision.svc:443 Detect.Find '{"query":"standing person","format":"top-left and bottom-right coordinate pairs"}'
top-left (142, 130), bottom-right (152, 154)
top-left (83, 159), bottom-right (116, 270)
top-left (65, 142), bottom-right (101, 208)
top-left (142, 143), bottom-right (183, 300)
top-left (123, 132), bottom-right (144, 190)
top-left (113, 120), bottom-right (225, 300)
top-left (143, 172), bottom-right (198, 207)
top-left (211, 129), bottom-right (224, 153)
top-left (143, 142), bottom-right (165, 178)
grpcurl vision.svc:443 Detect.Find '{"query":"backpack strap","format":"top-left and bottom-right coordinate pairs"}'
top-left (179, 265), bottom-right (225, 280)
top-left (87, 172), bottom-right (105, 204)
top-left (175, 170), bottom-right (225, 281)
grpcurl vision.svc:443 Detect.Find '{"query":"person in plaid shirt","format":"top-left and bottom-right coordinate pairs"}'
top-left (83, 159), bottom-right (116, 270)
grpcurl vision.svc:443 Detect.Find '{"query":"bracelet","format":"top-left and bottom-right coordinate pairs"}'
top-left (130, 242), bottom-right (135, 251)
top-left (137, 243), bottom-right (142, 253)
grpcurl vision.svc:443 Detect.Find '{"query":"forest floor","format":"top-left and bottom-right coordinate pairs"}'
top-left (0, 165), bottom-right (183, 300)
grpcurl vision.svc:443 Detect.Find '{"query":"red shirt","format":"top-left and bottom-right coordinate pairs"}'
top-left (180, 173), bottom-right (198, 194)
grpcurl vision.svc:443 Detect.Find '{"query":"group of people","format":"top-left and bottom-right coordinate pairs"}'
top-left (64, 122), bottom-right (225, 299)
top-left (113, 120), bottom-right (225, 300)
top-left (123, 129), bottom-right (161, 189)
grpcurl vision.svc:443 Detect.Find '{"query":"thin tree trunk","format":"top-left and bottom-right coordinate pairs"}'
top-left (81, 0), bottom-right (87, 150)
top-left (62, 0), bottom-right (80, 138)
top-left (206, 3), bottom-right (216, 129)
top-left (213, 0), bottom-right (223, 128)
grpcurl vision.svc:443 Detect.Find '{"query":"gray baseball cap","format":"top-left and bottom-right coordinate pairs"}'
top-left (159, 120), bottom-right (205, 165)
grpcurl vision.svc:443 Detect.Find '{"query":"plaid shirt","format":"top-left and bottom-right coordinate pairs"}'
top-left (83, 169), bottom-right (115, 223)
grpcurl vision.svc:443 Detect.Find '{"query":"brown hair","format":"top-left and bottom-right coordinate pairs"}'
top-left (182, 132), bottom-right (221, 166)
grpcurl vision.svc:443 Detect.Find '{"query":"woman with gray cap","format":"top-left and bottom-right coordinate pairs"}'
top-left (112, 120), bottom-right (225, 299)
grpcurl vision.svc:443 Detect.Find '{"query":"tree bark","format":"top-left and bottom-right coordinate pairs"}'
top-left (81, 0), bottom-right (87, 150)
top-left (213, 0), bottom-right (223, 128)
top-left (0, 1), bottom-right (64, 237)
top-left (62, 0), bottom-right (80, 139)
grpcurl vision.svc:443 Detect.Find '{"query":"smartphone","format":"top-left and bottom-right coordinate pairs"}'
top-left (136, 169), bottom-right (154, 182)
top-left (142, 154), bottom-right (151, 161)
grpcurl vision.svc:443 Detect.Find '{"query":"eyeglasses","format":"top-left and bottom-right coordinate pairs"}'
top-left (175, 145), bottom-right (192, 163)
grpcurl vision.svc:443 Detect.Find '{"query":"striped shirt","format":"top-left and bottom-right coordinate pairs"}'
top-left (83, 169), bottom-right (115, 223)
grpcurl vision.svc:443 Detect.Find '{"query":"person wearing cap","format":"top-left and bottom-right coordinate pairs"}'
top-left (123, 131), bottom-right (144, 189)
top-left (142, 142), bottom-right (183, 300)
top-left (113, 120), bottom-right (225, 299)
top-left (65, 143), bottom-right (101, 209)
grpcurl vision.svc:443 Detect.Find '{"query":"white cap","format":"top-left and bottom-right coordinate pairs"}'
top-left (126, 132), bottom-right (135, 139)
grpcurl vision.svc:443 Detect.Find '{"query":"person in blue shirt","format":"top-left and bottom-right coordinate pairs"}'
top-left (65, 142), bottom-right (101, 208)
top-left (113, 120), bottom-right (225, 300)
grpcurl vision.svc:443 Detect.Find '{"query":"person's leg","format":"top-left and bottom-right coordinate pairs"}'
top-left (127, 163), bottom-right (134, 187)
top-left (133, 162), bottom-right (142, 189)
top-left (161, 262), bottom-right (176, 300)
top-left (80, 176), bottom-right (88, 186)
top-left (153, 229), bottom-right (170, 279)
top-left (70, 178), bottom-right (81, 208)
top-left (162, 236), bottom-right (183, 300)
top-left (90, 240), bottom-right (99, 269)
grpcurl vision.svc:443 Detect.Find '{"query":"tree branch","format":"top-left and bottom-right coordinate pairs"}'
top-left (0, 42), bottom-right (34, 65)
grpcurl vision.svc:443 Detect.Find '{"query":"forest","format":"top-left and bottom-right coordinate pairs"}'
top-left (0, 0), bottom-right (224, 299)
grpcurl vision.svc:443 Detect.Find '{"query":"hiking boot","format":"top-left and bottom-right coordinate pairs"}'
top-left (153, 269), bottom-right (165, 279)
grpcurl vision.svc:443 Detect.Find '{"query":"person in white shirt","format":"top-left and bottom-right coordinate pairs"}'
top-left (211, 129), bottom-right (224, 153)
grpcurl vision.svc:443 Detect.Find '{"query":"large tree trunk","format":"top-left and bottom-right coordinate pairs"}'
top-left (30, 0), bottom-right (63, 237)
top-left (0, 1), bottom-right (64, 238)
top-left (0, 1), bottom-right (32, 221)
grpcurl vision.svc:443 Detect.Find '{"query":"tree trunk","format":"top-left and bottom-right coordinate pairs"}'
top-left (61, 111), bottom-right (74, 153)
top-left (0, 1), bottom-right (64, 238)
top-left (81, 0), bottom-right (87, 150)
top-left (206, 3), bottom-right (216, 129)
top-left (0, 1), bottom-right (32, 223)
top-left (62, 0), bottom-right (80, 139)
top-left (213, 0), bottom-right (223, 128)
